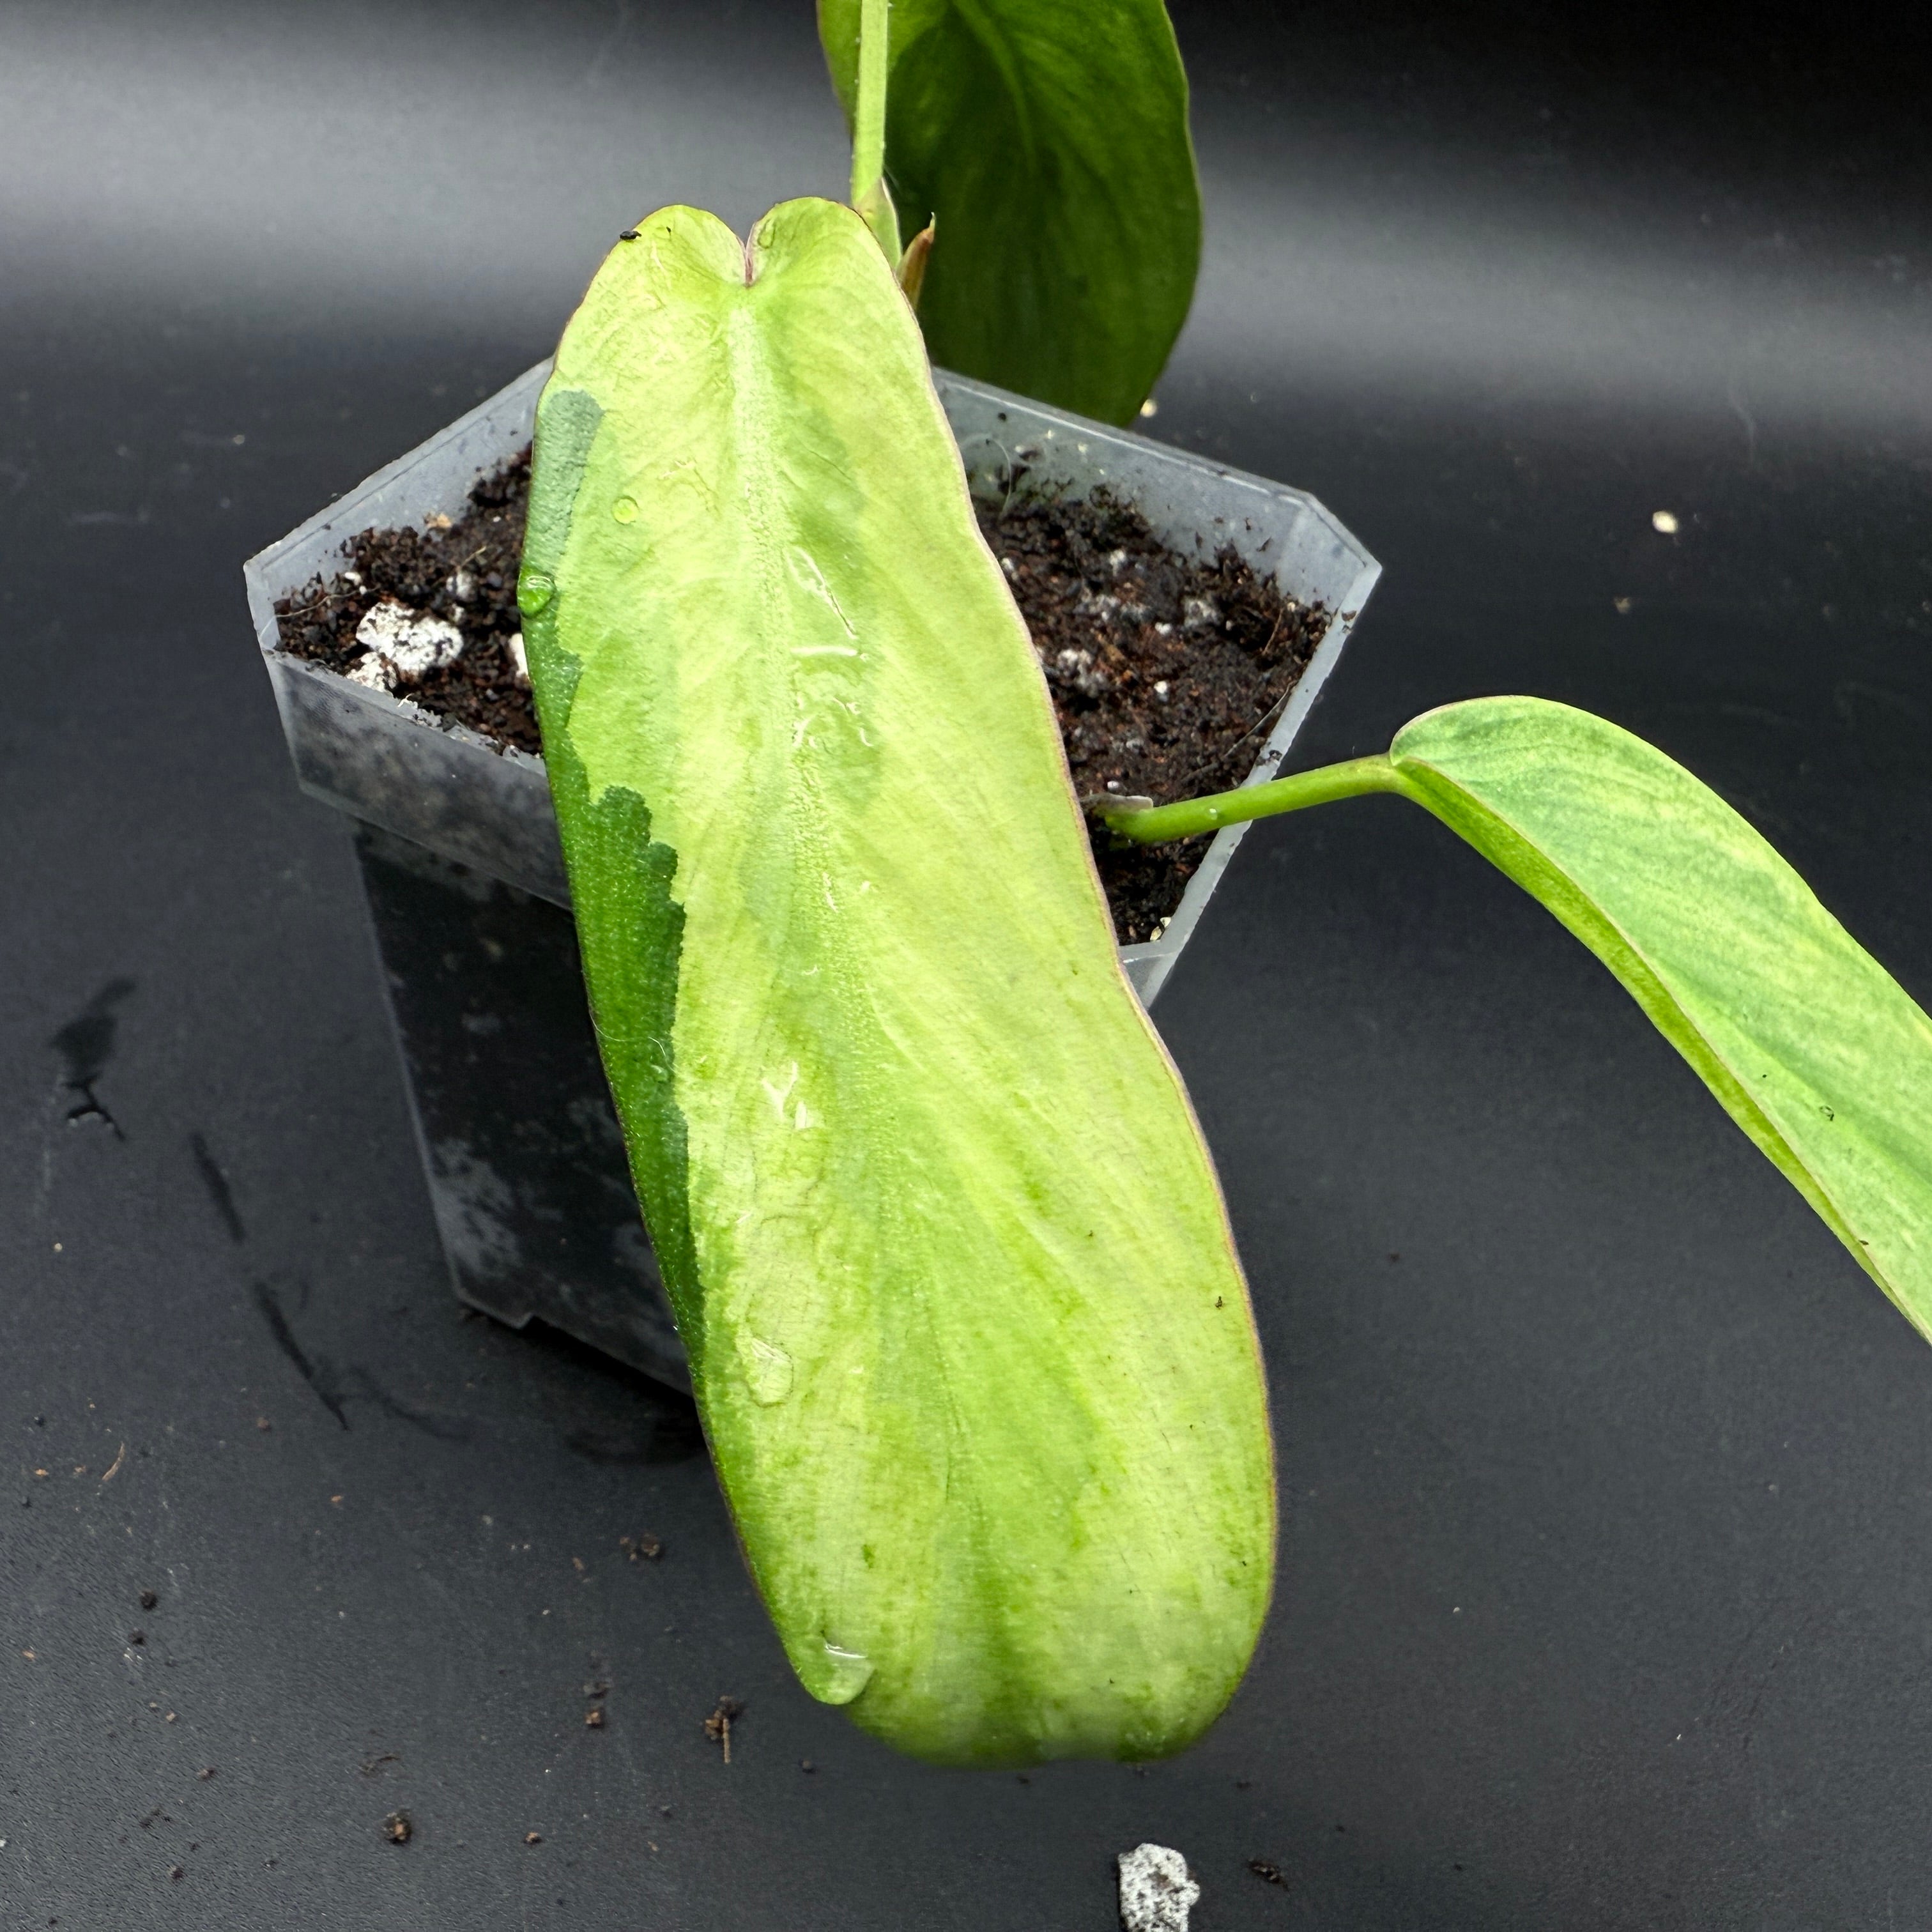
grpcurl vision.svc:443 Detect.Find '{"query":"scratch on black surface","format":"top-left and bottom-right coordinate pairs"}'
top-left (190, 1132), bottom-right (246, 1242)
top-left (252, 1283), bottom-right (349, 1430)
top-left (347, 1366), bottom-right (476, 1442)
top-left (49, 977), bottom-right (134, 1137)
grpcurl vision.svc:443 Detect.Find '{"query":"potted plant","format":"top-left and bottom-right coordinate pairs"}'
top-left (244, 0), bottom-right (1379, 1387)
top-left (248, 0), bottom-right (1932, 1780)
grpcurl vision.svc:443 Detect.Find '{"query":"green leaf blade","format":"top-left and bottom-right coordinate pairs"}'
top-left (1391, 697), bottom-right (1932, 1333)
top-left (526, 199), bottom-right (1273, 1767)
top-left (819, 0), bottom-right (1200, 424)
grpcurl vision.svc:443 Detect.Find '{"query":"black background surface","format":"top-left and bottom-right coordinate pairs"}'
top-left (4, 1), bottom-right (1931, 1924)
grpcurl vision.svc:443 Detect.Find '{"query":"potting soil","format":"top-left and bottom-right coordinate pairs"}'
top-left (273, 448), bottom-right (1328, 946)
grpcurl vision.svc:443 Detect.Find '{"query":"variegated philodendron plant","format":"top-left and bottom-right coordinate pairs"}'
top-left (510, 0), bottom-right (1932, 1767)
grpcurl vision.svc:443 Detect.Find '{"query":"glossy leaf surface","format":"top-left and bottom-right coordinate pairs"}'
top-left (819, 0), bottom-right (1200, 424)
top-left (1390, 698), bottom-right (1932, 1333)
top-left (521, 199), bottom-right (1273, 1767)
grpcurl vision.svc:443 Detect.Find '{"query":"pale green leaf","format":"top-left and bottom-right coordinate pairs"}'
top-left (521, 199), bottom-right (1273, 1767)
top-left (818, 0), bottom-right (1200, 424)
top-left (1390, 697), bottom-right (1932, 1333)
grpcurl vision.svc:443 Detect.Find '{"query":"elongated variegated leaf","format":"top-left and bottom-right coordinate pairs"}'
top-left (521, 199), bottom-right (1273, 1767)
top-left (819, 0), bottom-right (1200, 424)
top-left (1390, 698), bottom-right (1932, 1333)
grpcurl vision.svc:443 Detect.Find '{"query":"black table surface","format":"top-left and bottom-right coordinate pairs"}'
top-left (4, 1), bottom-right (1931, 1924)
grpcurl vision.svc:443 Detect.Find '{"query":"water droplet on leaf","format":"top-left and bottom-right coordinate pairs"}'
top-left (517, 570), bottom-right (555, 616)
top-left (612, 494), bottom-right (640, 524)
top-left (741, 1335), bottom-right (793, 1406)
top-left (816, 1641), bottom-right (873, 1705)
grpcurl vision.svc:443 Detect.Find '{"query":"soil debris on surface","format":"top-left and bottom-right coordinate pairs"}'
top-left (273, 448), bottom-right (1328, 944)
top-left (703, 1695), bottom-right (744, 1763)
top-left (381, 1811), bottom-right (412, 1845)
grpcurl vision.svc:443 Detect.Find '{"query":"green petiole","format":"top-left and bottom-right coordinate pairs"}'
top-left (850, 0), bottom-right (901, 260)
top-left (1098, 754), bottom-right (1411, 844)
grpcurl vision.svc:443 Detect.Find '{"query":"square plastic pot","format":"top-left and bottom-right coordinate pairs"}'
top-left (244, 364), bottom-right (1381, 1389)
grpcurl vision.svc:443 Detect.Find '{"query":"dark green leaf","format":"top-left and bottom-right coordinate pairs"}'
top-left (819, 0), bottom-right (1200, 423)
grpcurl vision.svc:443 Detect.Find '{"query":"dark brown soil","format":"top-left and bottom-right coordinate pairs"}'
top-left (274, 450), bottom-right (1327, 944)
top-left (274, 451), bottom-right (537, 753)
top-left (980, 490), bottom-right (1326, 940)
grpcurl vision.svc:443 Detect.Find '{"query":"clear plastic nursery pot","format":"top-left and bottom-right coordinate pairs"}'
top-left (243, 364), bottom-right (1383, 1390)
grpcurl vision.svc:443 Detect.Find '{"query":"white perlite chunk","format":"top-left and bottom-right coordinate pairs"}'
top-left (1117, 1843), bottom-right (1199, 1932)
top-left (507, 631), bottom-right (529, 686)
top-left (344, 652), bottom-right (397, 693)
top-left (354, 599), bottom-right (465, 678)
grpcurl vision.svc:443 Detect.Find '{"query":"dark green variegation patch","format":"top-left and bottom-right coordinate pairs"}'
top-left (521, 385), bottom-right (705, 1362)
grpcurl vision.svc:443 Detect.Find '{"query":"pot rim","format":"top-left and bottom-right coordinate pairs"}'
top-left (244, 362), bottom-right (1382, 1007)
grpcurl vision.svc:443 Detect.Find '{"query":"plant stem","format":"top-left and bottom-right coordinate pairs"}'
top-left (1098, 755), bottom-right (1409, 845)
top-left (851, 0), bottom-right (891, 208)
